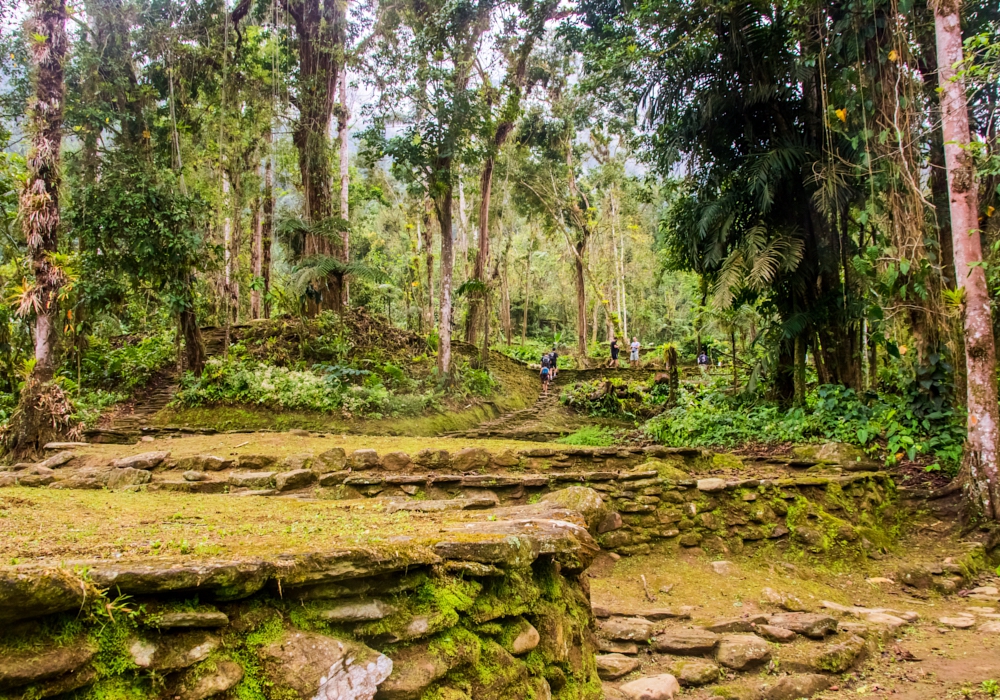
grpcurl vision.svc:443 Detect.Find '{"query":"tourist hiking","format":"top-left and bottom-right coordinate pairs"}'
top-left (610, 338), bottom-right (620, 368)
top-left (630, 336), bottom-right (640, 364)
top-left (540, 362), bottom-right (551, 393)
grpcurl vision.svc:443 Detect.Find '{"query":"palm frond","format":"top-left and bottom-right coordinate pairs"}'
top-left (290, 255), bottom-right (389, 295)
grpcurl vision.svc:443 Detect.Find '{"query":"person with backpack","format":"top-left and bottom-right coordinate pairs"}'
top-left (540, 355), bottom-right (552, 393)
top-left (550, 346), bottom-right (559, 379)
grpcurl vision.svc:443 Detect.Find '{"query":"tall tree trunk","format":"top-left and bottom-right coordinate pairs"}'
top-left (793, 335), bottom-right (806, 407)
top-left (21, 0), bottom-right (66, 384)
top-left (421, 205), bottom-right (435, 333)
top-left (466, 157), bottom-right (495, 345)
top-left (501, 235), bottom-right (512, 344)
top-left (934, 0), bottom-right (1000, 521)
top-left (286, 0), bottom-right (345, 312)
top-left (521, 245), bottom-right (531, 345)
top-left (434, 176), bottom-right (455, 378)
top-left (575, 238), bottom-right (587, 359)
top-left (338, 68), bottom-right (350, 305)
top-left (251, 188), bottom-right (262, 319)
top-left (262, 141), bottom-right (274, 319)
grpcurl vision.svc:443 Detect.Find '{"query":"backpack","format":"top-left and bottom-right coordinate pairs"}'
top-left (541, 366), bottom-right (550, 378)
top-left (541, 354), bottom-right (552, 368)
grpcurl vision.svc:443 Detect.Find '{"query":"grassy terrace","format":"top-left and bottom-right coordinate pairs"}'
top-left (0, 488), bottom-right (433, 563)
top-left (74, 432), bottom-right (558, 463)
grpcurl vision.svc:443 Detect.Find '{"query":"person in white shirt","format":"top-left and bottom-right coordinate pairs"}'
top-left (630, 337), bottom-right (640, 363)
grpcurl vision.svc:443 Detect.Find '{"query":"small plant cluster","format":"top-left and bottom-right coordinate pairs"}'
top-left (173, 353), bottom-right (498, 420)
top-left (643, 377), bottom-right (964, 474)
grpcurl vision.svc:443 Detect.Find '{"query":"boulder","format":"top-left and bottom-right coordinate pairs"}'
top-left (376, 635), bottom-right (478, 700)
top-left (349, 449), bottom-right (380, 470)
top-left (897, 565), bottom-right (934, 590)
top-left (107, 467), bottom-right (152, 489)
top-left (316, 448), bottom-right (348, 472)
top-left (792, 442), bottom-right (874, 469)
top-left (314, 599), bottom-right (397, 623)
top-left (763, 674), bottom-right (832, 700)
top-left (0, 568), bottom-right (90, 623)
top-left (0, 641), bottom-right (96, 690)
top-left (501, 617), bottom-right (540, 655)
top-left (150, 611), bottom-right (230, 629)
top-left (596, 653), bottom-right (640, 680)
top-left (666, 659), bottom-right (720, 686)
top-left (36, 451), bottom-right (76, 470)
top-left (865, 612), bottom-right (908, 631)
top-left (696, 478), bottom-right (726, 492)
top-left (762, 587), bottom-right (808, 612)
top-left (782, 634), bottom-right (867, 674)
top-left (597, 511), bottom-right (624, 533)
top-left (540, 487), bottom-right (607, 532)
top-left (237, 454), bottom-right (278, 470)
top-left (414, 449), bottom-right (450, 469)
top-left (766, 613), bottom-right (837, 639)
top-left (598, 616), bottom-right (655, 641)
top-left (275, 469), bottom-right (318, 492)
top-left (618, 674), bottom-right (681, 700)
top-left (381, 452), bottom-right (412, 471)
top-left (167, 660), bottom-right (244, 700)
top-left (128, 631), bottom-right (219, 672)
top-left (176, 455), bottom-right (233, 472)
top-left (281, 453), bottom-right (314, 471)
top-left (715, 634), bottom-right (771, 671)
top-left (706, 615), bottom-right (768, 634)
top-left (755, 624), bottom-right (797, 643)
top-left (652, 629), bottom-right (719, 655)
top-left (183, 471), bottom-right (206, 482)
top-left (451, 447), bottom-right (490, 471)
top-left (111, 451), bottom-right (170, 470)
top-left (228, 471), bottom-right (277, 488)
top-left (259, 630), bottom-right (392, 700)
top-left (938, 616), bottom-right (975, 629)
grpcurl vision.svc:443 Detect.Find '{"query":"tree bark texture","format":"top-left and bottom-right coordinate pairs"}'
top-left (285, 0), bottom-right (345, 311)
top-left (21, 0), bottom-right (67, 383)
top-left (575, 238), bottom-right (587, 358)
top-left (434, 178), bottom-right (455, 378)
top-left (338, 68), bottom-right (350, 305)
top-left (934, 0), bottom-right (1000, 521)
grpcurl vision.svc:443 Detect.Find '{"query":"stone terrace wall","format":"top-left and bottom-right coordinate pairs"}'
top-left (0, 509), bottom-right (602, 700)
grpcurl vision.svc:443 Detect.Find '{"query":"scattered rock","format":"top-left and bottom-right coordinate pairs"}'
top-left (696, 478), bottom-right (726, 493)
top-left (652, 629), bottom-right (720, 655)
top-left (598, 511), bottom-right (624, 533)
top-left (540, 487), bottom-right (607, 531)
top-left (762, 587), bottom-right (808, 612)
top-left (710, 561), bottom-right (733, 575)
top-left (314, 599), bottom-right (396, 623)
top-left (938, 616), bottom-right (975, 629)
top-left (618, 673), bottom-right (681, 700)
top-left (0, 641), bottom-right (96, 690)
top-left (766, 613), bottom-right (837, 639)
top-left (43, 442), bottom-right (89, 450)
top-left (258, 630), bottom-right (392, 700)
top-left (980, 621), bottom-right (1000, 633)
top-left (865, 577), bottom-right (895, 586)
top-left (897, 565), bottom-right (933, 590)
top-left (183, 471), bottom-right (206, 482)
top-left (168, 660), bottom-right (244, 700)
top-left (792, 442), bottom-right (873, 469)
top-left (762, 674), bottom-right (832, 700)
top-left (596, 653), bottom-right (640, 680)
top-left (865, 612), bottom-right (908, 631)
top-left (128, 631), bottom-right (219, 672)
top-left (715, 634), bottom-right (771, 671)
top-left (314, 448), bottom-right (347, 472)
top-left (275, 469), bottom-right (318, 491)
top-left (107, 467), bottom-right (152, 489)
top-left (111, 451), bottom-right (170, 470)
top-left (755, 624), bottom-right (797, 643)
top-left (599, 617), bottom-right (655, 641)
top-left (666, 658), bottom-right (720, 686)
top-left (414, 449), bottom-right (450, 469)
top-left (348, 449), bottom-right (380, 470)
top-left (36, 451), bottom-right (75, 470)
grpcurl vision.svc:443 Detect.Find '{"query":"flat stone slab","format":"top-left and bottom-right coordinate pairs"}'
top-left (386, 497), bottom-right (497, 513)
top-left (149, 611), bottom-right (230, 629)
